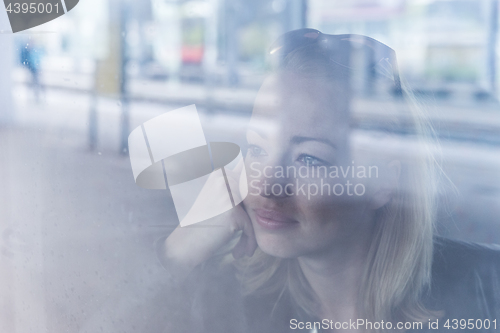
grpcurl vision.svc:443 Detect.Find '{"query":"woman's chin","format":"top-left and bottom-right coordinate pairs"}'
top-left (256, 234), bottom-right (303, 259)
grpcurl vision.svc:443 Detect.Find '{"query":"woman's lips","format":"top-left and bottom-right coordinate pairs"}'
top-left (253, 209), bottom-right (298, 230)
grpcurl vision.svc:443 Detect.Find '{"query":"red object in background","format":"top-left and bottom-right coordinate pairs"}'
top-left (182, 45), bottom-right (204, 64)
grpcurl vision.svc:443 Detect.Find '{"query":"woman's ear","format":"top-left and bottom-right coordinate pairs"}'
top-left (370, 160), bottom-right (401, 210)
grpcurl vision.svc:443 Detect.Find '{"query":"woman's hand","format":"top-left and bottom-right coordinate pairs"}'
top-left (160, 160), bottom-right (257, 277)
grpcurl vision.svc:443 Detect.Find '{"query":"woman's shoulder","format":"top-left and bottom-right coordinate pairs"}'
top-left (428, 237), bottom-right (500, 319)
top-left (432, 236), bottom-right (500, 274)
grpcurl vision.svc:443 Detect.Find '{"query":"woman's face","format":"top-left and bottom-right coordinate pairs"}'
top-left (243, 72), bottom-right (379, 259)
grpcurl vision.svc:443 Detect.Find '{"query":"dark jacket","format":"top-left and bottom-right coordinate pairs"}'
top-left (418, 237), bottom-right (500, 332)
top-left (182, 237), bottom-right (500, 333)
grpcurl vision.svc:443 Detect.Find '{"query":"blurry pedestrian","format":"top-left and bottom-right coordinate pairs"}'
top-left (19, 40), bottom-right (44, 103)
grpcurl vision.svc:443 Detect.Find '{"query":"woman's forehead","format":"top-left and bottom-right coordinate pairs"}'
top-left (251, 72), bottom-right (349, 136)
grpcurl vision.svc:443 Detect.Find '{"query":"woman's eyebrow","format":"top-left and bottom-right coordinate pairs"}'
top-left (291, 136), bottom-right (337, 149)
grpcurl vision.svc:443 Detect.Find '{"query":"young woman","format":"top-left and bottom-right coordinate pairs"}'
top-left (160, 29), bottom-right (500, 333)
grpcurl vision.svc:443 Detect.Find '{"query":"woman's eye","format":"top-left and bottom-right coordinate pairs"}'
top-left (248, 145), bottom-right (266, 157)
top-left (298, 154), bottom-right (324, 166)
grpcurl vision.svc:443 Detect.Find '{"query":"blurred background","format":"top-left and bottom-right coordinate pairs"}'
top-left (0, 0), bottom-right (499, 332)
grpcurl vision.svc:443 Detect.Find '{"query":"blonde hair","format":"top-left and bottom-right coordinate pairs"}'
top-left (229, 44), bottom-right (442, 330)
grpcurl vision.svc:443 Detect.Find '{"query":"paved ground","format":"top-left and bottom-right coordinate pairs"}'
top-left (0, 83), bottom-right (499, 332)
top-left (0, 84), bottom-right (251, 332)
